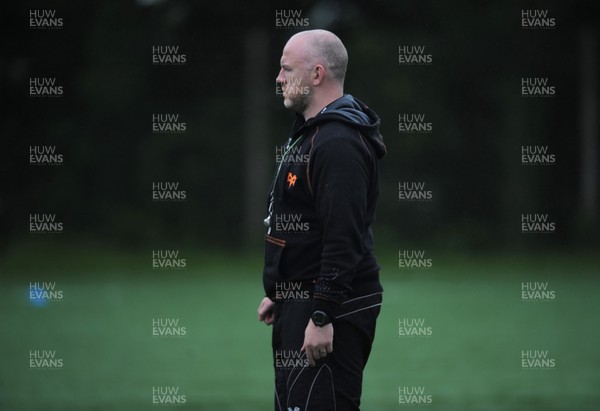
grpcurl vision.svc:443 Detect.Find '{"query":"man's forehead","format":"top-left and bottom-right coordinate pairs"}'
top-left (281, 38), bottom-right (306, 65)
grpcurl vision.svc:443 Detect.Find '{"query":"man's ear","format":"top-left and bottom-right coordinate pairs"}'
top-left (313, 64), bottom-right (325, 85)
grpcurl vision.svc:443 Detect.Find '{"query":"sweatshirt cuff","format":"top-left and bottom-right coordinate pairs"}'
top-left (312, 275), bottom-right (348, 319)
top-left (312, 296), bottom-right (343, 320)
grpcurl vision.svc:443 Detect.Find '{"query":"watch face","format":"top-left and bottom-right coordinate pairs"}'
top-left (312, 311), bottom-right (327, 325)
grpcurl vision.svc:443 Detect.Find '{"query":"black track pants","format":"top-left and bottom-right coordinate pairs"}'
top-left (272, 292), bottom-right (382, 411)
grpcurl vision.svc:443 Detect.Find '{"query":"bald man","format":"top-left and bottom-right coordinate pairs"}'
top-left (258, 29), bottom-right (386, 411)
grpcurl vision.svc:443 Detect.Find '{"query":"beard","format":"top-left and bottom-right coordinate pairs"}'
top-left (283, 87), bottom-right (312, 115)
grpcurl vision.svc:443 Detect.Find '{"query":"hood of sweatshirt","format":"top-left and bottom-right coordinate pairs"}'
top-left (293, 94), bottom-right (387, 159)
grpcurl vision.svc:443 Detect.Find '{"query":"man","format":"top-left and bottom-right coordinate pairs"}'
top-left (257, 29), bottom-right (386, 411)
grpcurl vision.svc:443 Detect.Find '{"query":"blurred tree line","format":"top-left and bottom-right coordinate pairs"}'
top-left (1, 0), bottom-right (598, 251)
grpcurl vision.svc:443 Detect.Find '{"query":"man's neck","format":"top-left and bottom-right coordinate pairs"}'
top-left (302, 91), bottom-right (344, 120)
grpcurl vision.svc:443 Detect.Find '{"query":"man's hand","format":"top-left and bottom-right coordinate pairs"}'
top-left (301, 320), bottom-right (333, 367)
top-left (257, 297), bottom-right (275, 325)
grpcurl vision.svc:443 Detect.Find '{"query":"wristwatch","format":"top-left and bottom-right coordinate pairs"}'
top-left (311, 310), bottom-right (332, 327)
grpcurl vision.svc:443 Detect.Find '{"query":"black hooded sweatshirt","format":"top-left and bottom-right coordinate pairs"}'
top-left (263, 94), bottom-right (386, 319)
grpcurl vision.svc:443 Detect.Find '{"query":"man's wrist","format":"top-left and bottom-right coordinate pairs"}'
top-left (311, 310), bottom-right (333, 327)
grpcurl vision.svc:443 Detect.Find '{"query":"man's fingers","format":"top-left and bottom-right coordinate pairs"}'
top-left (257, 302), bottom-right (265, 321)
top-left (307, 350), bottom-right (316, 367)
top-left (302, 343), bottom-right (315, 366)
top-left (259, 312), bottom-right (274, 325)
top-left (305, 346), bottom-right (330, 367)
top-left (257, 309), bottom-right (266, 321)
top-left (258, 298), bottom-right (275, 323)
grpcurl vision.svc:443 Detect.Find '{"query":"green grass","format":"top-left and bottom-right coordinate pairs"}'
top-left (1, 243), bottom-right (599, 410)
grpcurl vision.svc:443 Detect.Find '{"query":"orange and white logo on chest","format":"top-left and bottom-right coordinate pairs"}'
top-left (286, 172), bottom-right (297, 188)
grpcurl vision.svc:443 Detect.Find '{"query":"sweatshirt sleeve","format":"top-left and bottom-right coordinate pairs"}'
top-left (309, 130), bottom-right (371, 318)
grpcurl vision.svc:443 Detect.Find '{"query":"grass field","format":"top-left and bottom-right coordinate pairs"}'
top-left (1, 243), bottom-right (599, 410)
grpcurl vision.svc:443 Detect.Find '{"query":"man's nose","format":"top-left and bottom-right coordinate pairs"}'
top-left (276, 70), bottom-right (285, 84)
